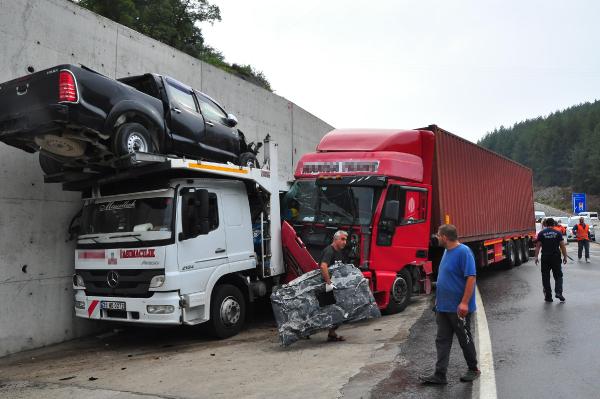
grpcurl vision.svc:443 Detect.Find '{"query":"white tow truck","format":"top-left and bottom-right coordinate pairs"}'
top-left (69, 138), bottom-right (290, 337)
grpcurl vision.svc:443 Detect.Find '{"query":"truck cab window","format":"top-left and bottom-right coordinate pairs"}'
top-left (385, 186), bottom-right (427, 225)
top-left (181, 191), bottom-right (219, 234)
top-left (166, 80), bottom-right (198, 112)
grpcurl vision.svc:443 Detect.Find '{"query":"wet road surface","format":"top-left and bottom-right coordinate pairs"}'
top-left (477, 242), bottom-right (600, 398)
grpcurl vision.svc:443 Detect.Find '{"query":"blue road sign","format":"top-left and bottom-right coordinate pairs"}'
top-left (572, 192), bottom-right (586, 214)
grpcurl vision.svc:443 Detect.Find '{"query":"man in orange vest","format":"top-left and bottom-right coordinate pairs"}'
top-left (573, 217), bottom-right (590, 262)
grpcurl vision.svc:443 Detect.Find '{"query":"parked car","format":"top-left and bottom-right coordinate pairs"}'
top-left (0, 64), bottom-right (259, 175)
top-left (567, 216), bottom-right (596, 241)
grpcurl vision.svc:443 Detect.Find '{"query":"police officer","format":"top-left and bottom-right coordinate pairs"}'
top-left (534, 218), bottom-right (568, 302)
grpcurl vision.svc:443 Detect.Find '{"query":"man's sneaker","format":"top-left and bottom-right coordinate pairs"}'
top-left (586, 258), bottom-right (590, 263)
top-left (419, 373), bottom-right (448, 385)
top-left (555, 294), bottom-right (566, 302)
top-left (544, 296), bottom-right (553, 302)
top-left (460, 368), bottom-right (481, 382)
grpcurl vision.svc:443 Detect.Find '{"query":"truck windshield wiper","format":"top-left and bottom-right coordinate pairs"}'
top-left (109, 233), bottom-right (142, 241)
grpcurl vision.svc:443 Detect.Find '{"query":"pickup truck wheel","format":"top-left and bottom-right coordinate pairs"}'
top-left (209, 284), bottom-right (246, 339)
top-left (39, 153), bottom-right (63, 175)
top-left (383, 269), bottom-right (412, 315)
top-left (239, 152), bottom-right (260, 168)
top-left (112, 123), bottom-right (154, 156)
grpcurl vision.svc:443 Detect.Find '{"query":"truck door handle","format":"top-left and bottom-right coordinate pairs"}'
top-left (16, 84), bottom-right (28, 96)
top-left (171, 107), bottom-right (181, 114)
top-left (215, 248), bottom-right (226, 253)
top-left (206, 121), bottom-right (215, 127)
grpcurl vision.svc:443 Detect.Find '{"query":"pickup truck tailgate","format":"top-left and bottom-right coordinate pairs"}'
top-left (0, 67), bottom-right (63, 126)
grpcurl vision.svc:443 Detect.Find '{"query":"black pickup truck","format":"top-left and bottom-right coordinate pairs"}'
top-left (0, 64), bottom-right (258, 174)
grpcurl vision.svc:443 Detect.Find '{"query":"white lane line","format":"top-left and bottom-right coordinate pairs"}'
top-left (475, 286), bottom-right (497, 399)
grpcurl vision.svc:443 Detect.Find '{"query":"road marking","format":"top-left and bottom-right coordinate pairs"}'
top-left (475, 286), bottom-right (497, 399)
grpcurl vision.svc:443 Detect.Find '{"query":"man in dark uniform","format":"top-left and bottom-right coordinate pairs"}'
top-left (535, 218), bottom-right (568, 302)
top-left (319, 230), bottom-right (348, 342)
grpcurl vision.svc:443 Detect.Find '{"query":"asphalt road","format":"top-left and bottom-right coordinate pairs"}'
top-left (477, 241), bottom-right (600, 399)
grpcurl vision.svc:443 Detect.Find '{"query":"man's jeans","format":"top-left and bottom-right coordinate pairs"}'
top-left (541, 256), bottom-right (563, 295)
top-left (435, 312), bottom-right (478, 376)
top-left (578, 240), bottom-right (590, 259)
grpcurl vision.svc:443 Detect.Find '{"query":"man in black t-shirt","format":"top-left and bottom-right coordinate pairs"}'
top-left (534, 218), bottom-right (568, 302)
top-left (319, 230), bottom-right (348, 341)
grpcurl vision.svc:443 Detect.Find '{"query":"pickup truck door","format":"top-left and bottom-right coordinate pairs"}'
top-left (163, 78), bottom-right (207, 157)
top-left (177, 189), bottom-right (227, 291)
top-left (195, 92), bottom-right (240, 163)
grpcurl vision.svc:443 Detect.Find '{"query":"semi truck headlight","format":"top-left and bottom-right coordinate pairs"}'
top-left (75, 300), bottom-right (85, 309)
top-left (73, 274), bottom-right (85, 289)
top-left (147, 305), bottom-right (174, 314)
top-left (149, 275), bottom-right (165, 288)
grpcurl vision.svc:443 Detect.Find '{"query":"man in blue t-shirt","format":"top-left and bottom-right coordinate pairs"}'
top-left (420, 224), bottom-right (480, 385)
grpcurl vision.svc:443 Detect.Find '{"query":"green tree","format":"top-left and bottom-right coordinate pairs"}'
top-left (74, 0), bottom-right (271, 91)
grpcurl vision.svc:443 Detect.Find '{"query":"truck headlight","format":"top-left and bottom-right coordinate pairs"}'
top-left (149, 275), bottom-right (165, 288)
top-left (147, 305), bottom-right (174, 314)
top-left (75, 300), bottom-right (86, 309)
top-left (73, 274), bottom-right (85, 289)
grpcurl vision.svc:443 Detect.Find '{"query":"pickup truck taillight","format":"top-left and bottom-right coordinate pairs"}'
top-left (59, 70), bottom-right (78, 103)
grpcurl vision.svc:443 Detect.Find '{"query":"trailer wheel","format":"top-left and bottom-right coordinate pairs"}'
top-left (504, 240), bottom-right (516, 269)
top-left (209, 284), bottom-right (246, 339)
top-left (383, 269), bottom-right (412, 315)
top-left (520, 238), bottom-right (529, 263)
top-left (39, 153), bottom-right (64, 175)
top-left (112, 123), bottom-right (155, 156)
top-left (513, 240), bottom-right (523, 266)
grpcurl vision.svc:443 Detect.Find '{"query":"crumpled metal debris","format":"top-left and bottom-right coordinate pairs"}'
top-left (271, 263), bottom-right (381, 346)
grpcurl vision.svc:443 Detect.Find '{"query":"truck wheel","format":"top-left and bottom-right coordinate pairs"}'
top-left (383, 269), bottom-right (412, 315)
top-left (513, 240), bottom-right (523, 266)
top-left (39, 153), bottom-right (63, 175)
top-left (209, 284), bottom-right (246, 339)
top-left (504, 240), bottom-right (515, 269)
top-left (520, 238), bottom-right (529, 263)
top-left (112, 123), bottom-right (155, 156)
top-left (239, 152), bottom-right (260, 168)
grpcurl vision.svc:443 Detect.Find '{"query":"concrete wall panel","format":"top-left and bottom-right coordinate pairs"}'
top-left (0, 0), bottom-right (333, 356)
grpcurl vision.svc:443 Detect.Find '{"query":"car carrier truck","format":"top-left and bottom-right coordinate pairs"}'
top-left (68, 138), bottom-right (294, 338)
top-left (283, 125), bottom-right (536, 313)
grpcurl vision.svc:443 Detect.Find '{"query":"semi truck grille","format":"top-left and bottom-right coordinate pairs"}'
top-left (80, 269), bottom-right (163, 298)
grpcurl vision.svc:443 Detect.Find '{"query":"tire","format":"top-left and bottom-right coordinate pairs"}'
top-left (513, 239), bottom-right (523, 266)
top-left (383, 268), bottom-right (412, 315)
top-left (504, 240), bottom-right (515, 269)
top-left (111, 122), bottom-right (155, 156)
top-left (520, 238), bottom-right (529, 263)
top-left (209, 284), bottom-right (246, 339)
top-left (39, 153), bottom-right (64, 175)
top-left (239, 152), bottom-right (260, 168)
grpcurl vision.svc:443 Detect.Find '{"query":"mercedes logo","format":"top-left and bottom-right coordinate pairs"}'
top-left (107, 270), bottom-right (119, 288)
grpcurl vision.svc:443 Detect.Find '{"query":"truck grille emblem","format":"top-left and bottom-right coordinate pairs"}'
top-left (107, 270), bottom-right (120, 288)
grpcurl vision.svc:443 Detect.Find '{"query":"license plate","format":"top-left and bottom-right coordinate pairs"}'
top-left (101, 301), bottom-right (126, 311)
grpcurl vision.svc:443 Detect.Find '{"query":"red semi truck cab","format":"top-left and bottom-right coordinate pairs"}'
top-left (284, 126), bottom-right (535, 314)
top-left (284, 128), bottom-right (436, 313)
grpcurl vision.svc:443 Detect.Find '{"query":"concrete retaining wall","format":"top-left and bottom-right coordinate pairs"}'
top-left (0, 0), bottom-right (333, 356)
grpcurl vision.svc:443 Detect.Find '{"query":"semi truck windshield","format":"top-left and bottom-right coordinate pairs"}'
top-left (284, 180), bottom-right (378, 225)
top-left (79, 196), bottom-right (174, 244)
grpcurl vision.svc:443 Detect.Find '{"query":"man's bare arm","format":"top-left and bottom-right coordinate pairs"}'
top-left (534, 241), bottom-right (541, 262)
top-left (559, 241), bottom-right (567, 263)
top-left (320, 262), bottom-right (331, 284)
top-left (461, 276), bottom-right (476, 305)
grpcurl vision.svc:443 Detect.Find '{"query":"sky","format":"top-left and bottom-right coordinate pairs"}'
top-left (202, 0), bottom-right (600, 143)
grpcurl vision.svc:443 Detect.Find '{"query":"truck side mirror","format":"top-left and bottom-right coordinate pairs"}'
top-left (382, 200), bottom-right (400, 223)
top-left (225, 113), bottom-right (238, 127)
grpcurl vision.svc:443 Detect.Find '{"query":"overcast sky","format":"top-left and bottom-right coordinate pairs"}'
top-left (202, 0), bottom-right (600, 143)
